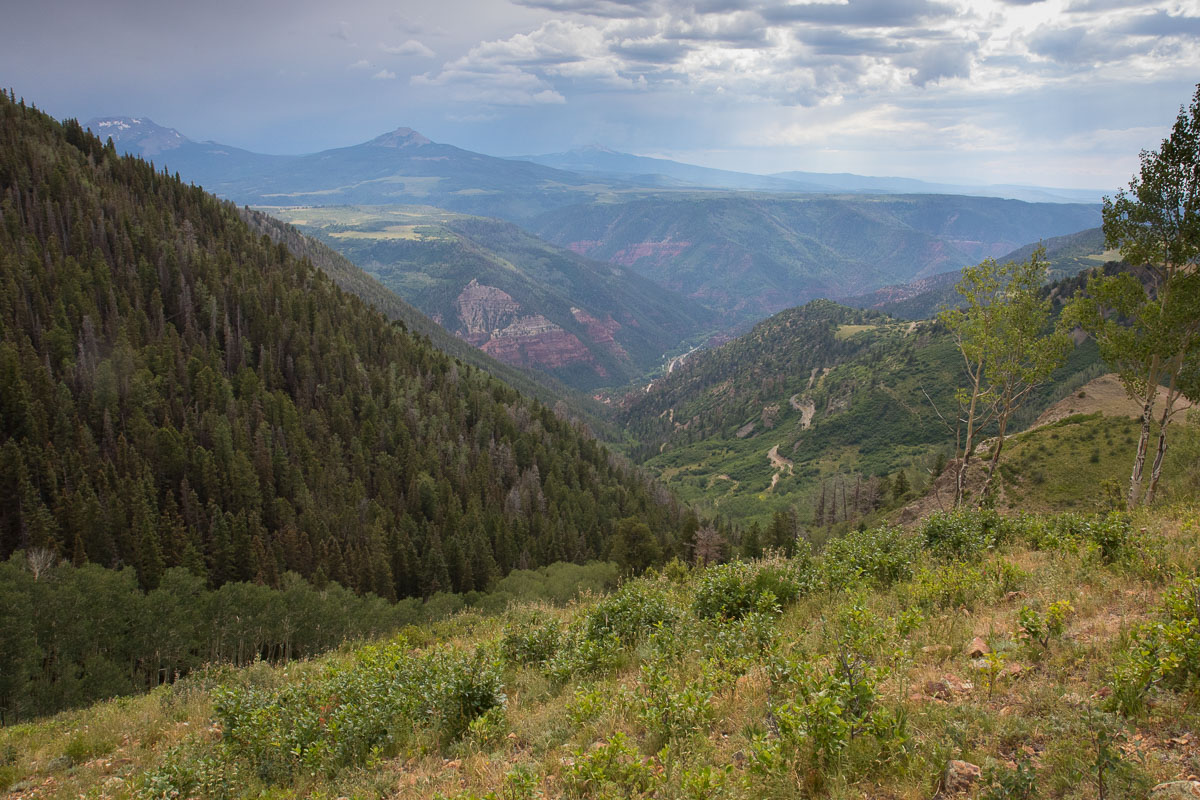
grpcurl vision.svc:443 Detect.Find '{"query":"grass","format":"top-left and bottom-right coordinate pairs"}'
top-left (834, 324), bottom-right (878, 340)
top-left (3, 506), bottom-right (1199, 800)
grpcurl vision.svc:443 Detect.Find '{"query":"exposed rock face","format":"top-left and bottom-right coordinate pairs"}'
top-left (571, 307), bottom-right (628, 359)
top-left (454, 280), bottom-right (598, 373)
top-left (482, 315), bottom-right (598, 373)
top-left (455, 280), bottom-right (522, 346)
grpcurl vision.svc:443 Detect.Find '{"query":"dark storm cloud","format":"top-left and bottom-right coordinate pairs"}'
top-left (760, 0), bottom-right (957, 28)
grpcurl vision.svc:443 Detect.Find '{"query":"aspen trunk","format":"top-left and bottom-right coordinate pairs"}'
top-left (979, 414), bottom-right (1009, 501)
top-left (1128, 395), bottom-right (1154, 508)
top-left (1145, 384), bottom-right (1181, 505)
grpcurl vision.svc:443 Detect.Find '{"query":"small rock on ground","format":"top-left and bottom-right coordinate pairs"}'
top-left (942, 760), bottom-right (982, 794)
top-left (1150, 782), bottom-right (1200, 800)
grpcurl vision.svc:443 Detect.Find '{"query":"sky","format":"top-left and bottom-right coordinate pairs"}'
top-left (3, 0), bottom-right (1198, 190)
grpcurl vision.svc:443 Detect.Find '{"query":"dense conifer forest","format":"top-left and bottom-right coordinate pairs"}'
top-left (0, 93), bottom-right (693, 607)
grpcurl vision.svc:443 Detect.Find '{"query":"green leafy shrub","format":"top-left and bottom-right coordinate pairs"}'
top-left (1113, 575), bottom-right (1200, 713)
top-left (500, 611), bottom-right (563, 667)
top-left (214, 639), bottom-right (505, 780)
top-left (692, 558), bottom-right (809, 620)
top-left (562, 732), bottom-right (657, 798)
top-left (761, 651), bottom-right (905, 771)
top-left (545, 629), bottom-right (623, 684)
top-left (909, 563), bottom-right (988, 611)
top-left (1020, 512), bottom-right (1131, 563)
top-left (981, 759), bottom-right (1037, 800)
top-left (135, 742), bottom-right (243, 800)
top-left (922, 509), bottom-right (1011, 560)
top-left (583, 579), bottom-right (682, 644)
top-left (1017, 600), bottom-right (1073, 650)
top-left (635, 651), bottom-right (716, 748)
top-left (821, 525), bottom-right (922, 588)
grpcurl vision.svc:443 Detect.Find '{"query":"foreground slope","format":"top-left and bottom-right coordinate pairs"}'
top-left (3, 505), bottom-right (1198, 800)
top-left (0, 96), bottom-right (691, 602)
top-left (267, 205), bottom-right (718, 391)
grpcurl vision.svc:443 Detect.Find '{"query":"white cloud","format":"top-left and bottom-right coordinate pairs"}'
top-left (372, 69), bottom-right (397, 80)
top-left (348, 59), bottom-right (371, 69)
top-left (380, 39), bottom-right (436, 57)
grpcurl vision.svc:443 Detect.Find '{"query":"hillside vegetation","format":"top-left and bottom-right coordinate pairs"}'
top-left (619, 296), bottom-right (1107, 528)
top-left (0, 93), bottom-right (703, 716)
top-left (3, 504), bottom-right (1198, 800)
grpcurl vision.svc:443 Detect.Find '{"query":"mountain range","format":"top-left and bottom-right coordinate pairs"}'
top-left (519, 145), bottom-right (1106, 204)
top-left (86, 115), bottom-right (1105, 333)
top-left (841, 226), bottom-right (1113, 319)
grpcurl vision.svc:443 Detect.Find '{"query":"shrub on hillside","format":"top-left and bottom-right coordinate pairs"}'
top-left (821, 526), bottom-right (922, 588)
top-left (214, 640), bottom-right (504, 780)
top-left (1113, 575), bottom-right (1200, 714)
top-left (582, 578), bottom-right (682, 644)
top-left (921, 509), bottom-right (1013, 560)
top-left (692, 558), bottom-right (811, 620)
top-left (500, 611), bottom-right (563, 667)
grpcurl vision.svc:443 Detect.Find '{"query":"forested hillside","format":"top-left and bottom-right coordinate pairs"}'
top-left (0, 94), bottom-right (694, 601)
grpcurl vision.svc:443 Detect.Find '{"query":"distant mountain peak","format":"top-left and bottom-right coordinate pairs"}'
top-left (368, 126), bottom-right (432, 148)
top-left (84, 116), bottom-right (188, 155)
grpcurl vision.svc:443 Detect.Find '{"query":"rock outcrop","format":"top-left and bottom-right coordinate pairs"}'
top-left (454, 280), bottom-right (598, 373)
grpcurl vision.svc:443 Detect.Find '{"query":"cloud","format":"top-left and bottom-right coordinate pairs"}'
top-left (380, 39), bottom-right (436, 57)
top-left (332, 21), bottom-right (352, 42)
top-left (611, 37), bottom-right (693, 63)
top-left (413, 64), bottom-right (568, 105)
top-left (372, 69), bottom-right (397, 80)
top-left (511, 0), bottom-right (657, 18)
top-left (793, 27), bottom-right (911, 56)
top-left (348, 59), bottom-right (371, 70)
top-left (760, 0), bottom-right (957, 28)
top-left (1117, 11), bottom-right (1200, 37)
top-left (900, 41), bottom-right (977, 86)
top-left (1065, 0), bottom-right (1157, 10)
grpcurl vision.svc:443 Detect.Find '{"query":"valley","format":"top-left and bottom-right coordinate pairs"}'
top-left (264, 205), bottom-right (718, 390)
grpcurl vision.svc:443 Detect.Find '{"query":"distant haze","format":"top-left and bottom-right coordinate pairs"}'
top-left (3, 0), bottom-right (1197, 190)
